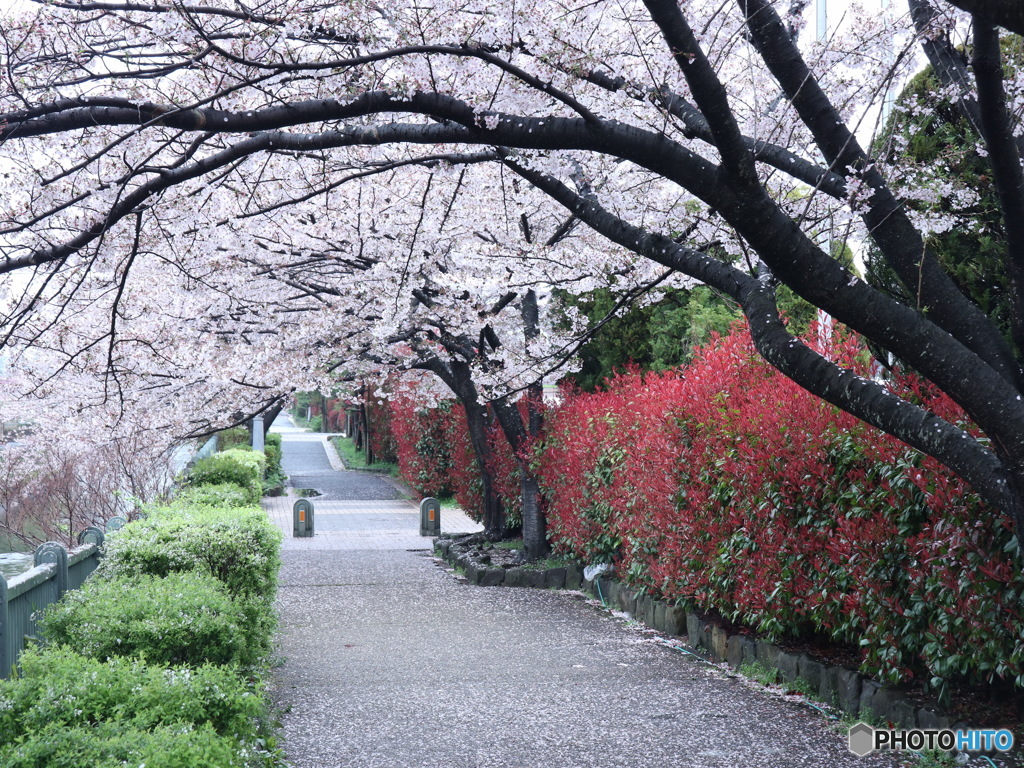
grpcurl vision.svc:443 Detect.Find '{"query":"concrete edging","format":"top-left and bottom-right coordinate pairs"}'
top-left (434, 537), bottom-right (967, 735)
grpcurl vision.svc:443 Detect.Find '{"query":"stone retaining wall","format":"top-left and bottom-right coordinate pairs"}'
top-left (434, 537), bottom-right (965, 735)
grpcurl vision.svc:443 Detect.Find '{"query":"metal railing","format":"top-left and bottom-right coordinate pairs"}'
top-left (0, 519), bottom-right (123, 678)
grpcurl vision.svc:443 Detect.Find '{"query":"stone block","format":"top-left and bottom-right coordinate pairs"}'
top-left (545, 568), bottom-right (567, 589)
top-left (617, 586), bottom-right (634, 614)
top-left (663, 605), bottom-right (687, 636)
top-left (709, 626), bottom-right (729, 662)
top-left (818, 666), bottom-right (838, 708)
top-left (859, 679), bottom-right (881, 719)
top-left (834, 668), bottom-right (862, 716)
top-left (606, 580), bottom-right (620, 604)
top-left (741, 637), bottom-right (758, 666)
top-left (777, 651), bottom-right (800, 683)
top-left (644, 598), bottom-right (657, 629)
top-left (564, 564), bottom-right (583, 590)
top-left (797, 655), bottom-right (824, 693)
top-left (464, 562), bottom-right (482, 586)
top-left (525, 569), bottom-right (547, 588)
top-left (686, 613), bottom-right (703, 647)
top-left (504, 567), bottom-right (526, 588)
top-left (756, 640), bottom-right (780, 671)
top-left (870, 689), bottom-right (916, 729)
top-left (916, 707), bottom-right (951, 731)
top-left (479, 568), bottom-right (505, 587)
top-left (654, 601), bottom-right (667, 633)
top-left (635, 595), bottom-right (649, 622)
top-left (727, 635), bottom-right (757, 669)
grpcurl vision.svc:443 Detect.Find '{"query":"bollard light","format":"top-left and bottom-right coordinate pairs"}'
top-left (293, 499), bottom-right (315, 537)
top-left (419, 497), bottom-right (441, 536)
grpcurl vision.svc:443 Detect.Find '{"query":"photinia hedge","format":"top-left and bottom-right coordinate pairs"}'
top-left (388, 388), bottom-right (523, 527)
top-left (536, 321), bottom-right (1023, 696)
top-left (383, 327), bottom-right (1022, 695)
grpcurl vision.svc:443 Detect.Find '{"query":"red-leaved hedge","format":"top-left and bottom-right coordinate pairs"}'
top-left (384, 324), bottom-right (1023, 694)
top-left (536, 322), bottom-right (1023, 694)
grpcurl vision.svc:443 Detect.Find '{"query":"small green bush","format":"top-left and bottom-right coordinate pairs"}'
top-left (0, 647), bottom-right (263, 742)
top-left (174, 482), bottom-right (253, 508)
top-left (188, 449), bottom-right (266, 504)
top-left (98, 504), bottom-right (282, 603)
top-left (0, 721), bottom-right (247, 768)
top-left (41, 571), bottom-right (260, 667)
top-left (265, 433), bottom-right (283, 476)
top-left (217, 426), bottom-right (251, 451)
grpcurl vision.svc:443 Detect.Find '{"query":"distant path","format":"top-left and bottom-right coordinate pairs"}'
top-left (265, 414), bottom-right (899, 768)
top-left (263, 413), bottom-right (482, 551)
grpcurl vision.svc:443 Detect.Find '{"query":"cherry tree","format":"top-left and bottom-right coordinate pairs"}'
top-left (1, 0), bottom-right (1024, 559)
top-left (220, 157), bottom-right (673, 556)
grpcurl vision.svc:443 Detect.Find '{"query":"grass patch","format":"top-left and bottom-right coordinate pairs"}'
top-left (493, 540), bottom-right (524, 551)
top-left (329, 436), bottom-right (398, 475)
top-left (739, 660), bottom-right (780, 686)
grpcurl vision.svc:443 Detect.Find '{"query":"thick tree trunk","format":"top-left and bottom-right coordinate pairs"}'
top-left (263, 401), bottom-right (284, 436)
top-left (463, 400), bottom-right (505, 539)
top-left (425, 358), bottom-right (506, 539)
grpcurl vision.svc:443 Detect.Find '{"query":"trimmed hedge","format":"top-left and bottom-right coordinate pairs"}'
top-left (536, 322), bottom-right (1024, 695)
top-left (42, 571), bottom-right (260, 667)
top-left (1, 722), bottom-right (245, 768)
top-left (0, 647), bottom-right (263, 743)
top-left (188, 449), bottom-right (266, 504)
top-left (175, 482), bottom-right (254, 508)
top-left (97, 503), bottom-right (281, 603)
top-left (0, 501), bottom-right (285, 766)
top-left (394, 321), bottom-right (1024, 697)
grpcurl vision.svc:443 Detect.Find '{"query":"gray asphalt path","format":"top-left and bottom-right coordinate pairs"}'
top-left (269, 413), bottom-right (900, 768)
top-left (276, 415), bottom-right (406, 501)
top-left (272, 550), bottom-right (900, 768)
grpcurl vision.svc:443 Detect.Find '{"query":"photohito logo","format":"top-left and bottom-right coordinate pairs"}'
top-left (848, 722), bottom-right (1015, 756)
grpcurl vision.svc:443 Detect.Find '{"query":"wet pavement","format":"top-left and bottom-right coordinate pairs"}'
top-left (267, 415), bottom-right (903, 768)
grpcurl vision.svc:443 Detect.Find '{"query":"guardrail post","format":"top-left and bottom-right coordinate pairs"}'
top-left (106, 515), bottom-right (127, 532)
top-left (253, 415), bottom-right (265, 451)
top-left (77, 526), bottom-right (105, 546)
top-left (0, 576), bottom-right (9, 678)
top-left (34, 542), bottom-right (68, 601)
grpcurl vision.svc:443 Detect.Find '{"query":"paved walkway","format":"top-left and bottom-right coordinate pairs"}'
top-left (266, 416), bottom-right (901, 768)
top-left (265, 416), bottom-right (482, 551)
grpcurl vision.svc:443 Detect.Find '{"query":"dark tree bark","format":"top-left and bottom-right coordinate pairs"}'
top-left (946, 0), bottom-right (1024, 34)
top-left (421, 358), bottom-right (506, 540)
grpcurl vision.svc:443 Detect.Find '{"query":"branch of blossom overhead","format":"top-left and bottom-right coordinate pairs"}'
top-left (174, 33), bottom-right (603, 124)
top-left (236, 150), bottom-right (500, 220)
top-left (500, 153), bottom-right (1017, 515)
top-left (38, 0), bottom-right (367, 45)
top-left (179, 393), bottom-right (289, 441)
top-left (643, 0), bottom-right (759, 186)
top-left (738, 0), bottom-right (1021, 389)
top-left (7, 83), bottom-right (1024, 458)
top-left (944, 0), bottom-right (1024, 34)
top-left (907, 0), bottom-right (985, 136)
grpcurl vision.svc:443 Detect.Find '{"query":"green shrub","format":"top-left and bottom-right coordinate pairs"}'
top-left (98, 504), bottom-right (281, 603)
top-left (174, 482), bottom-right (254, 508)
top-left (0, 721), bottom-right (248, 768)
top-left (41, 571), bottom-right (261, 667)
top-left (265, 433), bottom-right (282, 476)
top-left (217, 426), bottom-right (252, 452)
top-left (0, 646), bottom-right (263, 742)
top-left (188, 449), bottom-right (266, 504)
